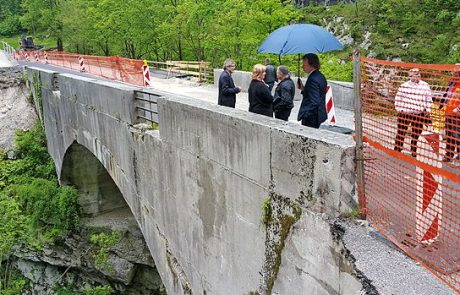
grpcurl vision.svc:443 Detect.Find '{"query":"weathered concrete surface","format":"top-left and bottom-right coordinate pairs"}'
top-left (29, 66), bottom-right (366, 294)
top-left (0, 51), bottom-right (17, 67)
top-left (213, 69), bottom-right (354, 110)
top-left (0, 66), bottom-right (37, 150)
top-left (329, 80), bottom-right (354, 111)
top-left (272, 212), bottom-right (363, 295)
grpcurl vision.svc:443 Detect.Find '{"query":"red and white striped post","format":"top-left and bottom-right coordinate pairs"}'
top-left (143, 60), bottom-right (151, 87)
top-left (325, 84), bottom-right (336, 125)
top-left (415, 132), bottom-right (443, 244)
top-left (79, 56), bottom-right (86, 72)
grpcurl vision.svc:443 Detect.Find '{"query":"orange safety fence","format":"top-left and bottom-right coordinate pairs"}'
top-left (14, 50), bottom-right (144, 86)
top-left (360, 57), bottom-right (460, 292)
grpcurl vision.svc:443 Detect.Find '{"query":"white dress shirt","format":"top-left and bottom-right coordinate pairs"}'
top-left (394, 80), bottom-right (432, 113)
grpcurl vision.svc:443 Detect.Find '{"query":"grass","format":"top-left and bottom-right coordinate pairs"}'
top-left (0, 33), bottom-right (57, 50)
top-left (341, 207), bottom-right (360, 219)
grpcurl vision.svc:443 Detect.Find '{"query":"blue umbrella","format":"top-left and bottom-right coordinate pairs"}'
top-left (258, 24), bottom-right (343, 55)
top-left (258, 24), bottom-right (343, 75)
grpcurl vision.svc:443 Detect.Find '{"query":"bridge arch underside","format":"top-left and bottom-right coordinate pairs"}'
top-left (60, 141), bottom-right (127, 216)
top-left (59, 141), bottom-right (167, 292)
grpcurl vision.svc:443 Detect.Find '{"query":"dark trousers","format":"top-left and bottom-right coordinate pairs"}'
top-left (394, 112), bottom-right (424, 157)
top-left (274, 108), bottom-right (292, 121)
top-left (445, 116), bottom-right (460, 160)
top-left (301, 115), bottom-right (320, 129)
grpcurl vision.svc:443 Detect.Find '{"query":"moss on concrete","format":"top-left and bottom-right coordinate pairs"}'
top-left (261, 193), bottom-right (302, 294)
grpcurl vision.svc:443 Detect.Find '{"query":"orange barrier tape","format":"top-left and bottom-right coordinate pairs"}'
top-left (360, 57), bottom-right (460, 292)
top-left (15, 50), bottom-right (144, 86)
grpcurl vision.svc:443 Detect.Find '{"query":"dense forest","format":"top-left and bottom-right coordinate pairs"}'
top-left (1, 0), bottom-right (460, 74)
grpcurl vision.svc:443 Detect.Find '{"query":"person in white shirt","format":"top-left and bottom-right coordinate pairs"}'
top-left (393, 68), bottom-right (432, 157)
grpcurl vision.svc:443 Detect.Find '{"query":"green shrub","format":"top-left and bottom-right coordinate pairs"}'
top-left (0, 122), bottom-right (80, 253)
top-left (90, 232), bottom-right (121, 271)
top-left (0, 264), bottom-right (27, 294)
top-left (85, 285), bottom-right (113, 295)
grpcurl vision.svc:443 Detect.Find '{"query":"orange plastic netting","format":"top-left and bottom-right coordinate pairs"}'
top-left (360, 57), bottom-right (460, 292)
top-left (14, 50), bottom-right (144, 86)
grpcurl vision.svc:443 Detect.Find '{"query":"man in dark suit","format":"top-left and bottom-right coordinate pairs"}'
top-left (297, 53), bottom-right (328, 129)
top-left (218, 59), bottom-right (241, 108)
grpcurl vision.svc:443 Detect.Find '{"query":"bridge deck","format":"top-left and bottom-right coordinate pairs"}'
top-left (19, 59), bottom-right (355, 132)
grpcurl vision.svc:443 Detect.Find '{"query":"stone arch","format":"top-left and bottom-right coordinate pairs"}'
top-left (59, 141), bottom-right (166, 292)
top-left (60, 141), bottom-right (127, 216)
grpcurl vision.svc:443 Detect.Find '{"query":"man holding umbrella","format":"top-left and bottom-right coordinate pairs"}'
top-left (297, 53), bottom-right (328, 129)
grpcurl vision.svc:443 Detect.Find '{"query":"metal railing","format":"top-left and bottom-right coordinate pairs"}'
top-left (148, 60), bottom-right (210, 82)
top-left (135, 90), bottom-right (161, 124)
top-left (2, 42), bottom-right (15, 60)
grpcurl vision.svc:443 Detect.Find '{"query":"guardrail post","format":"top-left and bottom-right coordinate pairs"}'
top-left (353, 50), bottom-right (366, 219)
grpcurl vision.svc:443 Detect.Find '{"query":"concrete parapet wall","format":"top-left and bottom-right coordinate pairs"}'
top-left (30, 66), bottom-right (364, 294)
top-left (214, 68), bottom-right (354, 109)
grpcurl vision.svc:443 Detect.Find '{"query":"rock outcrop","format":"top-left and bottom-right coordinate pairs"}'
top-left (12, 208), bottom-right (165, 294)
top-left (0, 66), bottom-right (37, 151)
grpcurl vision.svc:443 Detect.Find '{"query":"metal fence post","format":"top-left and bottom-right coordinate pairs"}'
top-left (353, 50), bottom-right (366, 218)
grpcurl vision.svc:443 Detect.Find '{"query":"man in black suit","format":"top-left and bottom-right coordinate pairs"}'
top-left (297, 53), bottom-right (328, 129)
top-left (218, 59), bottom-right (241, 108)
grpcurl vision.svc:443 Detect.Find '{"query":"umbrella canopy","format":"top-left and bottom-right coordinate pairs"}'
top-left (258, 24), bottom-right (343, 55)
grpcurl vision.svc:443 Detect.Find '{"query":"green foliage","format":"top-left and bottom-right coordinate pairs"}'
top-left (320, 54), bottom-right (353, 82)
top-left (84, 285), bottom-right (113, 295)
top-left (0, 195), bottom-right (28, 259)
top-left (340, 207), bottom-right (360, 219)
top-left (10, 178), bottom-right (80, 233)
top-left (2, 1), bottom-right (460, 81)
top-left (151, 122), bottom-right (159, 130)
top-left (261, 197), bottom-right (272, 227)
top-left (0, 0), bottom-right (22, 36)
top-left (0, 122), bottom-right (80, 259)
top-left (90, 232), bottom-right (120, 271)
top-left (0, 264), bottom-right (27, 294)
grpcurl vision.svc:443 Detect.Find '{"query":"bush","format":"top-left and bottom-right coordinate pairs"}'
top-left (0, 122), bottom-right (80, 252)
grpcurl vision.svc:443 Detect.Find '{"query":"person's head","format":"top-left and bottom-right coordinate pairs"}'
top-left (265, 58), bottom-right (271, 66)
top-left (408, 68), bottom-right (421, 83)
top-left (223, 59), bottom-right (236, 73)
top-left (252, 64), bottom-right (266, 80)
top-left (453, 63), bottom-right (460, 78)
top-left (277, 65), bottom-right (289, 80)
top-left (302, 53), bottom-right (320, 74)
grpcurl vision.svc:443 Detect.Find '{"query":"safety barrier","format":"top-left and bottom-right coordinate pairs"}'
top-left (14, 50), bottom-right (211, 86)
top-left (326, 84), bottom-right (336, 125)
top-left (15, 50), bottom-right (144, 86)
top-left (357, 56), bottom-right (460, 292)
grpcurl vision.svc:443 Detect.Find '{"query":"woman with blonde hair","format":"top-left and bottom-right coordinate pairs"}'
top-left (248, 64), bottom-right (273, 117)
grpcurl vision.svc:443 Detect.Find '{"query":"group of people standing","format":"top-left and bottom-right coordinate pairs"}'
top-left (217, 53), bottom-right (328, 129)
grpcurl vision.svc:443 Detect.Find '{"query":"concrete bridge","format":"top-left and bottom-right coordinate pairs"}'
top-left (27, 66), bottom-right (366, 294)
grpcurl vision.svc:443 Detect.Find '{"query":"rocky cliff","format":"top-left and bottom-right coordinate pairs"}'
top-left (12, 207), bottom-right (165, 294)
top-left (0, 66), bottom-right (37, 151)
